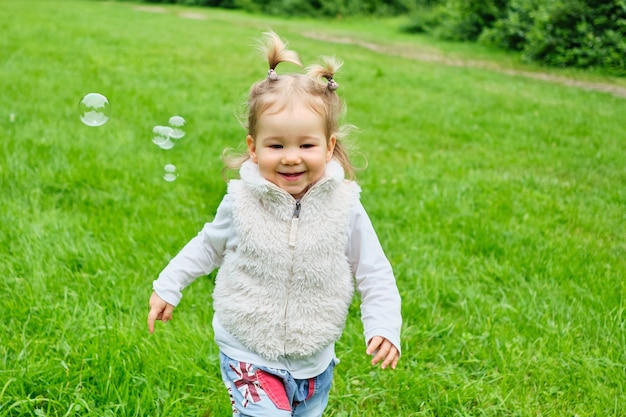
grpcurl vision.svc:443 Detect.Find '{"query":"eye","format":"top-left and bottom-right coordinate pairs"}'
top-left (301, 144), bottom-right (315, 149)
top-left (269, 144), bottom-right (283, 149)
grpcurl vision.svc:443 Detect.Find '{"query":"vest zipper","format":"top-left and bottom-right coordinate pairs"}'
top-left (284, 199), bottom-right (301, 357)
top-left (288, 200), bottom-right (301, 248)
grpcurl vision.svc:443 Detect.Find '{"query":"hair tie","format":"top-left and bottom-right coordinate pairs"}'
top-left (327, 78), bottom-right (338, 91)
top-left (267, 69), bottom-right (278, 81)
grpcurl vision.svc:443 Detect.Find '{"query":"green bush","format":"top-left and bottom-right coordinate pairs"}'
top-left (124, 0), bottom-right (410, 16)
top-left (523, 0), bottom-right (626, 71)
top-left (404, 0), bottom-right (507, 40)
top-left (406, 0), bottom-right (626, 74)
top-left (245, 0), bottom-right (410, 17)
top-left (137, 0), bottom-right (238, 6)
top-left (479, 0), bottom-right (539, 50)
top-left (400, 1), bottom-right (443, 34)
top-left (437, 0), bottom-right (508, 41)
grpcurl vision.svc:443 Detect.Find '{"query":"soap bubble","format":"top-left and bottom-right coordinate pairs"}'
top-left (152, 125), bottom-right (175, 150)
top-left (152, 115), bottom-right (186, 149)
top-left (163, 164), bottom-right (178, 182)
top-left (168, 115), bottom-right (186, 139)
top-left (169, 115), bottom-right (185, 126)
top-left (78, 93), bottom-right (110, 126)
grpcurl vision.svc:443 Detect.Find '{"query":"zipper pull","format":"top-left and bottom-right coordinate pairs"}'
top-left (293, 201), bottom-right (301, 218)
top-left (289, 201), bottom-right (301, 247)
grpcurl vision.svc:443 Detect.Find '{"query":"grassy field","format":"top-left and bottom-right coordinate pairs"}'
top-left (1, 1), bottom-right (625, 416)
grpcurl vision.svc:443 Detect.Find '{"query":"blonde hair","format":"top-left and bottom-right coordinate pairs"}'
top-left (223, 31), bottom-right (358, 179)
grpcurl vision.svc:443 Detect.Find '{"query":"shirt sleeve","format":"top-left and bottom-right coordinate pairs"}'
top-left (347, 201), bottom-right (402, 354)
top-left (152, 194), bottom-right (233, 306)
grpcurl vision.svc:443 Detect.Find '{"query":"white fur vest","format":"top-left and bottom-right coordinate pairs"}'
top-left (212, 160), bottom-right (361, 361)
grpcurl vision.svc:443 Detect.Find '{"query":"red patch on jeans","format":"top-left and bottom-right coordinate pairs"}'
top-left (306, 378), bottom-right (315, 401)
top-left (256, 370), bottom-right (291, 411)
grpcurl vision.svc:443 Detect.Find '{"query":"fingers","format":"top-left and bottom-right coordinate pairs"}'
top-left (147, 307), bottom-right (160, 334)
top-left (366, 336), bottom-right (383, 356)
top-left (162, 303), bottom-right (174, 323)
top-left (147, 292), bottom-right (174, 334)
top-left (367, 337), bottom-right (400, 370)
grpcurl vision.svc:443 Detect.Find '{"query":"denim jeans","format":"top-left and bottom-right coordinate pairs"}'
top-left (219, 352), bottom-right (335, 417)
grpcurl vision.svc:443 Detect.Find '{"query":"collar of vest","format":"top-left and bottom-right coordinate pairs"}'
top-left (239, 159), bottom-right (345, 199)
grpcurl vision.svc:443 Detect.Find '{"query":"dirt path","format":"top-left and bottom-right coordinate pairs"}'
top-left (302, 32), bottom-right (626, 99)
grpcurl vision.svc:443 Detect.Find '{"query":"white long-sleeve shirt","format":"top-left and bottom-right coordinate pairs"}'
top-left (153, 191), bottom-right (401, 379)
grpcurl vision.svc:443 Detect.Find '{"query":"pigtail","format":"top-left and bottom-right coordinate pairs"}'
top-left (260, 31), bottom-right (302, 80)
top-left (306, 56), bottom-right (360, 178)
top-left (306, 56), bottom-right (343, 91)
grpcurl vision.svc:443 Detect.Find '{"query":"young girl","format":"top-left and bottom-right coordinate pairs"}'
top-left (147, 31), bottom-right (402, 417)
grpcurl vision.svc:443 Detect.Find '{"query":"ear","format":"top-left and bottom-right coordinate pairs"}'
top-left (326, 135), bottom-right (337, 162)
top-left (246, 135), bottom-right (258, 163)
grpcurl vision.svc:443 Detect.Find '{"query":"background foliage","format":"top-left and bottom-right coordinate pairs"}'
top-left (120, 0), bottom-right (626, 73)
top-left (131, 0), bottom-right (412, 17)
top-left (406, 0), bottom-right (626, 73)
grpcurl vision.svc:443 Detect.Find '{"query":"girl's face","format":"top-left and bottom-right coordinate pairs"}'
top-left (247, 102), bottom-right (336, 199)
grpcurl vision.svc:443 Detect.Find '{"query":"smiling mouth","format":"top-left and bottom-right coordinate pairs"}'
top-left (280, 172), bottom-right (304, 181)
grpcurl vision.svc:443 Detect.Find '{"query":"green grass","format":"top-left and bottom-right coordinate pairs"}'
top-left (1, 1), bottom-right (625, 416)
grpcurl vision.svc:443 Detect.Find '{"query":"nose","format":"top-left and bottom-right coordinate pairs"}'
top-left (281, 148), bottom-right (302, 165)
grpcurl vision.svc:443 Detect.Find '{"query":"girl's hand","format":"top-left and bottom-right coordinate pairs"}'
top-left (366, 336), bottom-right (400, 370)
top-left (147, 292), bottom-right (174, 334)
